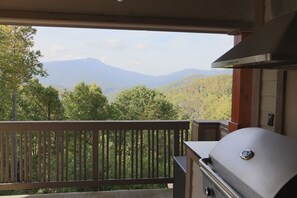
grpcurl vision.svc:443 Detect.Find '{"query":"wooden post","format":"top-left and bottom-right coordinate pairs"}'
top-left (229, 33), bottom-right (253, 132)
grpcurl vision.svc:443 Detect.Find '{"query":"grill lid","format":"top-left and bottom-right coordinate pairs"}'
top-left (209, 127), bottom-right (297, 198)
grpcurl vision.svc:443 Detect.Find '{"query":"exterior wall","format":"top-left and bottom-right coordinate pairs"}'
top-left (259, 70), bottom-right (277, 131)
top-left (256, 0), bottom-right (297, 139)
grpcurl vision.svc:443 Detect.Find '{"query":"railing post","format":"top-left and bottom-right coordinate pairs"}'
top-left (173, 129), bottom-right (180, 156)
top-left (92, 129), bottom-right (99, 191)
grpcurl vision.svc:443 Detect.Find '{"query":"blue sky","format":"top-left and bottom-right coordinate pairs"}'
top-left (34, 26), bottom-right (233, 76)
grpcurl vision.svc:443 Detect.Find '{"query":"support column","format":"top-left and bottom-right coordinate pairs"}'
top-left (229, 33), bottom-right (253, 132)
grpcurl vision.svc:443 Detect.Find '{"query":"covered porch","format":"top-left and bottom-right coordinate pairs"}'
top-left (1, 0), bottom-right (297, 197)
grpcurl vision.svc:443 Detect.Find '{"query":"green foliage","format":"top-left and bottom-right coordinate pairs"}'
top-left (111, 86), bottom-right (178, 120)
top-left (161, 74), bottom-right (232, 120)
top-left (0, 25), bottom-right (46, 120)
top-left (0, 81), bottom-right (12, 120)
top-left (17, 78), bottom-right (62, 120)
top-left (62, 82), bottom-right (109, 120)
top-left (0, 25), bottom-right (46, 90)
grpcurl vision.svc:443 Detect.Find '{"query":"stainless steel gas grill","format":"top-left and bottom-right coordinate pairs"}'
top-left (199, 127), bottom-right (297, 198)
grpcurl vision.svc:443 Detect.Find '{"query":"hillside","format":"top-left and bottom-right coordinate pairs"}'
top-left (39, 58), bottom-right (231, 98)
top-left (160, 74), bottom-right (232, 120)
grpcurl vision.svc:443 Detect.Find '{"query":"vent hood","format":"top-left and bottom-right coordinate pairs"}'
top-left (212, 10), bottom-right (297, 68)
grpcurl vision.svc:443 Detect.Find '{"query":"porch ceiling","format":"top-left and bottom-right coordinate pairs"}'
top-left (0, 0), bottom-right (255, 34)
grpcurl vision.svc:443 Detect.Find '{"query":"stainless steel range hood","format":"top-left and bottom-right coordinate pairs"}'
top-left (212, 10), bottom-right (297, 69)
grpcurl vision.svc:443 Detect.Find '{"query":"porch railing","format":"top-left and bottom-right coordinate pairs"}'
top-left (0, 120), bottom-right (190, 190)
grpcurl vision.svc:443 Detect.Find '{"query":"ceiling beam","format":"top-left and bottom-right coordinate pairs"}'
top-left (0, 10), bottom-right (254, 34)
top-left (0, 0), bottom-right (255, 34)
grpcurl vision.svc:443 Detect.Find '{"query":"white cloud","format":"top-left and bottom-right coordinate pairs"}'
top-left (49, 44), bottom-right (65, 52)
top-left (128, 59), bottom-right (140, 66)
top-left (103, 38), bottom-right (126, 50)
top-left (134, 43), bottom-right (149, 50)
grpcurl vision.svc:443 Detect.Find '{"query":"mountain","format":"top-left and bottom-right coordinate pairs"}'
top-left (39, 58), bottom-right (231, 97)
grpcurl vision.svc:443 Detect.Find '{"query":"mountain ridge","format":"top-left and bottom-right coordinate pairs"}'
top-left (38, 58), bottom-right (232, 97)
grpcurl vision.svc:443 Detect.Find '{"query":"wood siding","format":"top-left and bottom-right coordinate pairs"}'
top-left (259, 69), bottom-right (277, 131)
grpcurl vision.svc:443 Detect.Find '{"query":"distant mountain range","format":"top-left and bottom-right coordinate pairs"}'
top-left (38, 58), bottom-right (231, 97)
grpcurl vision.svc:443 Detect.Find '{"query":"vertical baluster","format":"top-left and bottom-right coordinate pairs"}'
top-left (74, 131), bottom-right (77, 180)
top-left (119, 130), bottom-right (122, 179)
top-left (4, 132), bottom-right (8, 182)
top-left (140, 129), bottom-right (143, 178)
top-left (156, 130), bottom-right (159, 177)
top-left (2, 132), bottom-right (5, 182)
top-left (114, 130), bottom-right (118, 179)
top-left (98, 130), bottom-right (101, 180)
top-left (152, 130), bottom-right (155, 178)
top-left (61, 131), bottom-right (64, 181)
top-left (65, 131), bottom-right (69, 181)
top-left (23, 132), bottom-right (27, 182)
top-left (83, 131), bottom-right (87, 180)
top-left (47, 131), bottom-right (51, 181)
top-left (92, 129), bottom-right (99, 183)
top-left (148, 130), bottom-right (151, 178)
top-left (181, 129), bottom-right (184, 155)
top-left (184, 129), bottom-right (189, 155)
top-left (56, 131), bottom-right (59, 181)
top-left (163, 129), bottom-right (167, 178)
top-left (0, 132), bottom-right (3, 182)
top-left (43, 132), bottom-right (46, 182)
top-left (29, 131), bottom-right (33, 181)
top-left (123, 130), bottom-right (126, 179)
top-left (131, 130), bottom-right (134, 178)
top-left (167, 129), bottom-right (171, 177)
top-left (101, 130), bottom-right (105, 179)
top-left (135, 130), bottom-right (138, 179)
top-left (38, 132), bottom-right (41, 181)
top-left (79, 131), bottom-right (82, 180)
top-left (19, 132), bottom-right (22, 181)
top-left (10, 132), bottom-right (14, 182)
top-left (106, 130), bottom-right (109, 179)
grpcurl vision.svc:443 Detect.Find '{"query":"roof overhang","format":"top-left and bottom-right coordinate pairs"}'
top-left (0, 0), bottom-right (255, 34)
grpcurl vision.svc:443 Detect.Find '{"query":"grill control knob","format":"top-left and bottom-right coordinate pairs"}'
top-left (240, 149), bottom-right (254, 160)
top-left (204, 186), bottom-right (213, 197)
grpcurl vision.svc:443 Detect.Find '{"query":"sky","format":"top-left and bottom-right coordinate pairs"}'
top-left (34, 26), bottom-right (233, 76)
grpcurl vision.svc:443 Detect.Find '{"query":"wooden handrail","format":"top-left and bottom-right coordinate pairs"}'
top-left (0, 120), bottom-right (190, 190)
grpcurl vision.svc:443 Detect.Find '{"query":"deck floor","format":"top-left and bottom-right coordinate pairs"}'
top-left (1, 189), bottom-right (173, 198)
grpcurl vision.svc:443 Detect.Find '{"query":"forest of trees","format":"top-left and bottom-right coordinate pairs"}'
top-left (161, 75), bottom-right (232, 121)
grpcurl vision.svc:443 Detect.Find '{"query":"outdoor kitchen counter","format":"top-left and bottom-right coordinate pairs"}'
top-left (184, 141), bottom-right (218, 159)
top-left (184, 141), bottom-right (218, 198)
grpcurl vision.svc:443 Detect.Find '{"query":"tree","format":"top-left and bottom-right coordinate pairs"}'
top-left (0, 81), bottom-right (12, 120)
top-left (162, 74), bottom-right (232, 120)
top-left (0, 25), bottom-right (46, 120)
top-left (62, 82), bottom-right (109, 120)
top-left (18, 78), bottom-right (62, 120)
top-left (111, 86), bottom-right (178, 120)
